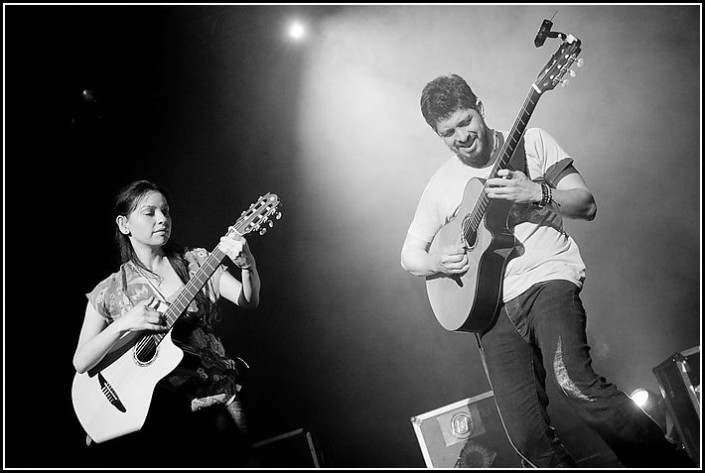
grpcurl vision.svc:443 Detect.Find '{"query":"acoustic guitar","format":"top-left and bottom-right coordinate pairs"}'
top-left (426, 34), bottom-right (582, 332)
top-left (72, 193), bottom-right (281, 443)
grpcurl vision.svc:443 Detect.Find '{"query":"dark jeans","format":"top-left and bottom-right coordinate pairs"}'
top-left (478, 280), bottom-right (694, 468)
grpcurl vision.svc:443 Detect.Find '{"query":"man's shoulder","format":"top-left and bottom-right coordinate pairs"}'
top-left (422, 156), bottom-right (465, 194)
top-left (431, 153), bottom-right (469, 177)
top-left (523, 127), bottom-right (564, 147)
top-left (523, 127), bottom-right (548, 142)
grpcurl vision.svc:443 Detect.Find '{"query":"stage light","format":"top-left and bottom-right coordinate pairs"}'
top-left (287, 20), bottom-right (306, 41)
top-left (630, 388), bottom-right (651, 408)
top-left (630, 388), bottom-right (668, 433)
top-left (81, 89), bottom-right (97, 104)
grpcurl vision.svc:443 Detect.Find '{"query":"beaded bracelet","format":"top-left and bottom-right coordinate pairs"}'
top-left (536, 182), bottom-right (553, 208)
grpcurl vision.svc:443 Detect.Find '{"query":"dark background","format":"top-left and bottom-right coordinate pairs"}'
top-left (4, 5), bottom-right (700, 468)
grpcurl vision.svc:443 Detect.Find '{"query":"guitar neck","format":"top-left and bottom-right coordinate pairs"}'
top-left (490, 86), bottom-right (542, 178)
top-left (160, 247), bottom-right (227, 332)
top-left (469, 86), bottom-right (543, 226)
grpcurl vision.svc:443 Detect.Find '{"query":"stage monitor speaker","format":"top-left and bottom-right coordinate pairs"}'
top-left (652, 346), bottom-right (700, 465)
top-left (411, 391), bottom-right (522, 468)
top-left (250, 428), bottom-right (323, 468)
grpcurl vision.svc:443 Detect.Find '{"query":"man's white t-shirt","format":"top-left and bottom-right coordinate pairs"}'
top-left (407, 127), bottom-right (586, 302)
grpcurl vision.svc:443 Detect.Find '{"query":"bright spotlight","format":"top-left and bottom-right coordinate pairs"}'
top-left (630, 388), bottom-right (667, 433)
top-left (630, 388), bottom-right (651, 408)
top-left (288, 20), bottom-right (306, 41)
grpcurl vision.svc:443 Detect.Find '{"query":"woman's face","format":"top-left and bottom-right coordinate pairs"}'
top-left (122, 191), bottom-right (172, 248)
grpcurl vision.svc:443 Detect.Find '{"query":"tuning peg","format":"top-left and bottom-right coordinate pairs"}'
top-left (576, 58), bottom-right (584, 68)
top-left (268, 220), bottom-right (274, 227)
top-left (569, 69), bottom-right (576, 77)
top-left (275, 212), bottom-right (282, 220)
top-left (259, 228), bottom-right (267, 235)
top-left (560, 79), bottom-right (569, 87)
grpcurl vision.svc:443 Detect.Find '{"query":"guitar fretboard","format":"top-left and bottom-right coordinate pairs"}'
top-left (154, 246), bottom-right (227, 344)
top-left (464, 87), bottom-right (542, 235)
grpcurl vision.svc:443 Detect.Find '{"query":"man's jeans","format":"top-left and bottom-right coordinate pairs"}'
top-left (478, 280), bottom-right (693, 468)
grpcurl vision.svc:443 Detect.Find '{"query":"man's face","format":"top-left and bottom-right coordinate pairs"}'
top-left (435, 107), bottom-right (492, 167)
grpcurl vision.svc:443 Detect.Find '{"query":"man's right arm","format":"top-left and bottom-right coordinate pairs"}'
top-left (401, 233), bottom-right (469, 277)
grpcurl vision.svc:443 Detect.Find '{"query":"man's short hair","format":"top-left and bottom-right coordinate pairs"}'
top-left (420, 74), bottom-right (479, 131)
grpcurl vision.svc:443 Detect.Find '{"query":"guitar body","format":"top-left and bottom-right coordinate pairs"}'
top-left (71, 330), bottom-right (184, 443)
top-left (426, 178), bottom-right (517, 332)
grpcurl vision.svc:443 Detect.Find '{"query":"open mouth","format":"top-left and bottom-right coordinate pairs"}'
top-left (458, 139), bottom-right (476, 152)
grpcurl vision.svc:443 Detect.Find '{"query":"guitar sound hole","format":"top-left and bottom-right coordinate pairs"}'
top-left (461, 215), bottom-right (478, 249)
top-left (465, 230), bottom-right (478, 249)
top-left (134, 336), bottom-right (158, 365)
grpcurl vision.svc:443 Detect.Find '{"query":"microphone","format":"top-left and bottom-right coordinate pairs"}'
top-left (534, 19), bottom-right (553, 48)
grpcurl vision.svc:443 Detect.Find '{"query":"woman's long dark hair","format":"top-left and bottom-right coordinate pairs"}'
top-left (113, 179), bottom-right (219, 324)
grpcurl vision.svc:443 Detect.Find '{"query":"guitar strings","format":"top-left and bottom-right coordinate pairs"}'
top-left (460, 91), bottom-right (539, 241)
top-left (131, 211), bottom-right (260, 360)
top-left (104, 250), bottom-right (225, 389)
top-left (132, 249), bottom-right (225, 361)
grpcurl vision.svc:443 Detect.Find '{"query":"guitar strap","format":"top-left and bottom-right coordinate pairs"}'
top-left (506, 134), bottom-right (556, 245)
top-left (503, 135), bottom-right (532, 232)
top-left (506, 134), bottom-right (527, 176)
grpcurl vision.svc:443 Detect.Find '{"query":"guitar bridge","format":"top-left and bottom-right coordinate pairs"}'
top-left (98, 372), bottom-right (126, 412)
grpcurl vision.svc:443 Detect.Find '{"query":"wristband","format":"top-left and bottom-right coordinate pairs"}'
top-left (536, 182), bottom-right (553, 208)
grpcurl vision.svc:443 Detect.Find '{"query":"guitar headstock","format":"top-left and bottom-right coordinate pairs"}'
top-left (534, 34), bottom-right (582, 94)
top-left (227, 193), bottom-right (282, 238)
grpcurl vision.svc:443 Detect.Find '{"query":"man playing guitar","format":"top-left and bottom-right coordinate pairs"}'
top-left (400, 72), bottom-right (694, 467)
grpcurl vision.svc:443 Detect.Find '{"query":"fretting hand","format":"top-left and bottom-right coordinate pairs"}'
top-left (485, 169), bottom-right (542, 204)
top-left (219, 236), bottom-right (256, 271)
